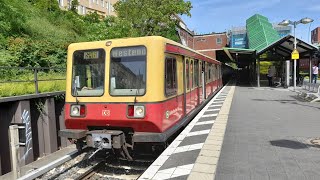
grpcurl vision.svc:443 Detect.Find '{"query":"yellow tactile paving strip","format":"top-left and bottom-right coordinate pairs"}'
top-left (188, 85), bottom-right (236, 180)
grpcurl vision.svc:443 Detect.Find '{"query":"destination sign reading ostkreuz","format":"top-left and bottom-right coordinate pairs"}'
top-left (111, 46), bottom-right (146, 58)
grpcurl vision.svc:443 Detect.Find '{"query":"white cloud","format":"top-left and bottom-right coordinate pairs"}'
top-left (305, 5), bottom-right (320, 11)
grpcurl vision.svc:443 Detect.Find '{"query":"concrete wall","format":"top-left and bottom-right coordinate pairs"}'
top-left (0, 92), bottom-right (68, 175)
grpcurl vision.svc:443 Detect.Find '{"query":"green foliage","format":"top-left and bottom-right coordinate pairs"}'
top-left (0, 0), bottom-right (27, 36)
top-left (0, 0), bottom-right (193, 97)
top-left (0, 72), bottom-right (66, 97)
top-left (114, 0), bottom-right (192, 39)
top-left (260, 61), bottom-right (272, 75)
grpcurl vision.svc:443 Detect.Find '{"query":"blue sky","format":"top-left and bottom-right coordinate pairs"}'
top-left (181, 0), bottom-right (319, 43)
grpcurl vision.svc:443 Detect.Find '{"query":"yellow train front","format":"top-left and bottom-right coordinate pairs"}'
top-left (59, 36), bottom-right (223, 159)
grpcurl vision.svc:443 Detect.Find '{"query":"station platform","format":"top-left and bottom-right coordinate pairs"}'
top-left (139, 83), bottom-right (320, 180)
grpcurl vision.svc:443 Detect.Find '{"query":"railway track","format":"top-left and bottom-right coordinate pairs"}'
top-left (31, 149), bottom-right (155, 180)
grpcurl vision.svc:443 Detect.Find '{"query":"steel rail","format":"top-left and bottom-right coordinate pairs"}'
top-left (17, 149), bottom-right (80, 180)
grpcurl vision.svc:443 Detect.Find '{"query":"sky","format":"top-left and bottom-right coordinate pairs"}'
top-left (181, 0), bottom-right (319, 43)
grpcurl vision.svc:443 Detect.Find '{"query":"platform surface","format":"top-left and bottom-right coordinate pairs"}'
top-left (140, 84), bottom-right (320, 180)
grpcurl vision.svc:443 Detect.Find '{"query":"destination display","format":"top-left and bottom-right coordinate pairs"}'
top-left (111, 46), bottom-right (146, 58)
top-left (84, 50), bottom-right (100, 59)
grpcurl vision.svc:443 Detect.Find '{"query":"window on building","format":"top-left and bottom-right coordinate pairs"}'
top-left (78, 6), bottom-right (82, 14)
top-left (67, 0), bottom-right (71, 9)
top-left (82, 6), bottom-right (86, 15)
top-left (106, 2), bottom-right (109, 9)
top-left (58, 0), bottom-right (63, 7)
top-left (97, 0), bottom-right (99, 4)
top-left (165, 57), bottom-right (177, 96)
top-left (216, 37), bottom-right (222, 44)
top-left (198, 38), bottom-right (206, 42)
top-left (111, 3), bottom-right (114, 11)
top-left (102, 0), bottom-right (104, 7)
top-left (93, 0), bottom-right (95, 3)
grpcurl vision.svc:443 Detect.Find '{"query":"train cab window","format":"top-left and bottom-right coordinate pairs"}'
top-left (186, 59), bottom-right (190, 90)
top-left (194, 60), bottom-right (199, 87)
top-left (109, 46), bottom-right (146, 96)
top-left (72, 49), bottom-right (105, 97)
top-left (165, 57), bottom-right (177, 96)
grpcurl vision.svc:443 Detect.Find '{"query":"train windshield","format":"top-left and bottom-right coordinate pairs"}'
top-left (110, 46), bottom-right (146, 96)
top-left (72, 49), bottom-right (105, 97)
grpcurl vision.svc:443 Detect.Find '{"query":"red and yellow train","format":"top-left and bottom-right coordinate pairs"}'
top-left (60, 36), bottom-right (225, 159)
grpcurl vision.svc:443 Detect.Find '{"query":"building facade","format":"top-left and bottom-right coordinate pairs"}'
top-left (176, 18), bottom-right (228, 59)
top-left (57, 0), bottom-right (118, 16)
top-left (193, 33), bottom-right (228, 59)
top-left (176, 20), bottom-right (195, 49)
top-left (311, 27), bottom-right (320, 46)
top-left (229, 27), bottom-right (247, 49)
top-left (229, 25), bottom-right (291, 49)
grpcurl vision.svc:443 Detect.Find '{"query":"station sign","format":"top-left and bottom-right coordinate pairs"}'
top-left (291, 49), bottom-right (299, 60)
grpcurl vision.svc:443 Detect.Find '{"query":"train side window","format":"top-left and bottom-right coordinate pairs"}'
top-left (190, 60), bottom-right (193, 89)
top-left (186, 59), bottom-right (189, 90)
top-left (194, 60), bottom-right (199, 87)
top-left (165, 57), bottom-right (177, 96)
top-left (206, 63), bottom-right (211, 82)
top-left (199, 61), bottom-right (203, 87)
top-left (215, 64), bottom-right (218, 81)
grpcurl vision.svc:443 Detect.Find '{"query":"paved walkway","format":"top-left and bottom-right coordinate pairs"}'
top-left (215, 86), bottom-right (320, 180)
top-left (139, 86), bottom-right (233, 180)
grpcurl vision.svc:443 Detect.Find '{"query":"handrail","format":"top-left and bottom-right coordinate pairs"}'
top-left (0, 66), bottom-right (66, 95)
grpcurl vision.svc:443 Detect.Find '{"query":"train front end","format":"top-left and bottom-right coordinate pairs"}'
top-left (59, 37), bottom-right (169, 159)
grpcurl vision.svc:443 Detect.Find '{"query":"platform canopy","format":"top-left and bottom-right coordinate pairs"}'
top-left (216, 47), bottom-right (256, 68)
top-left (256, 35), bottom-right (318, 61)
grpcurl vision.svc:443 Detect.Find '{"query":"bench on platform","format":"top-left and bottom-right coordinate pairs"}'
top-left (298, 81), bottom-right (320, 102)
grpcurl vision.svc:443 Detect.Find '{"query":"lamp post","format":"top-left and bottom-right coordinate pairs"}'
top-left (279, 17), bottom-right (314, 90)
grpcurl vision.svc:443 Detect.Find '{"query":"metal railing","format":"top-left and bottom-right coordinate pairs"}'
top-left (0, 66), bottom-right (66, 94)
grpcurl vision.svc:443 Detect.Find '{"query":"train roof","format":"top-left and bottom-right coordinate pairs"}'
top-left (68, 36), bottom-right (221, 64)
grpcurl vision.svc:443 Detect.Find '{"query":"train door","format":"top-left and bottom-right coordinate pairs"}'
top-left (199, 61), bottom-right (203, 103)
top-left (184, 58), bottom-right (191, 114)
top-left (194, 60), bottom-right (200, 106)
top-left (202, 61), bottom-right (206, 101)
top-left (190, 59), bottom-right (194, 110)
top-left (206, 62), bottom-right (210, 97)
top-left (210, 64), bottom-right (213, 94)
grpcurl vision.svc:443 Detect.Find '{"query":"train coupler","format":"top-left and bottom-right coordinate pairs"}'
top-left (86, 130), bottom-right (133, 160)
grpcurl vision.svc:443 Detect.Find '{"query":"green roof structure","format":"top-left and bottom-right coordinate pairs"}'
top-left (246, 14), bottom-right (280, 51)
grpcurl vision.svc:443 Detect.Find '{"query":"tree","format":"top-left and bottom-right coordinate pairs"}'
top-left (114, 0), bottom-right (192, 40)
top-left (0, 0), bottom-right (27, 36)
top-left (70, 0), bottom-right (79, 13)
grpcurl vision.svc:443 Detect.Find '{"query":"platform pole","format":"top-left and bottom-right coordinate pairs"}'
top-left (309, 55), bottom-right (312, 83)
top-left (286, 60), bottom-right (290, 87)
top-left (9, 125), bottom-right (21, 179)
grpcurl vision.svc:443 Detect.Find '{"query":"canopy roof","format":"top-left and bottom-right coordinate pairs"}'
top-left (216, 47), bottom-right (256, 68)
top-left (257, 35), bottom-right (318, 61)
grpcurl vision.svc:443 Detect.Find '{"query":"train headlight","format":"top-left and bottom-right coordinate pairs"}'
top-left (134, 106), bottom-right (145, 118)
top-left (127, 105), bottom-right (145, 118)
top-left (70, 105), bottom-right (86, 117)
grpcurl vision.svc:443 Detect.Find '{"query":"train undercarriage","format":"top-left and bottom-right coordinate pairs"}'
top-left (59, 129), bottom-right (169, 161)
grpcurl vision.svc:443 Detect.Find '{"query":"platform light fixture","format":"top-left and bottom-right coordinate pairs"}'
top-left (278, 17), bottom-right (314, 90)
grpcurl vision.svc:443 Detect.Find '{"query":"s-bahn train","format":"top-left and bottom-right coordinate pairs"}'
top-left (59, 36), bottom-right (230, 159)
